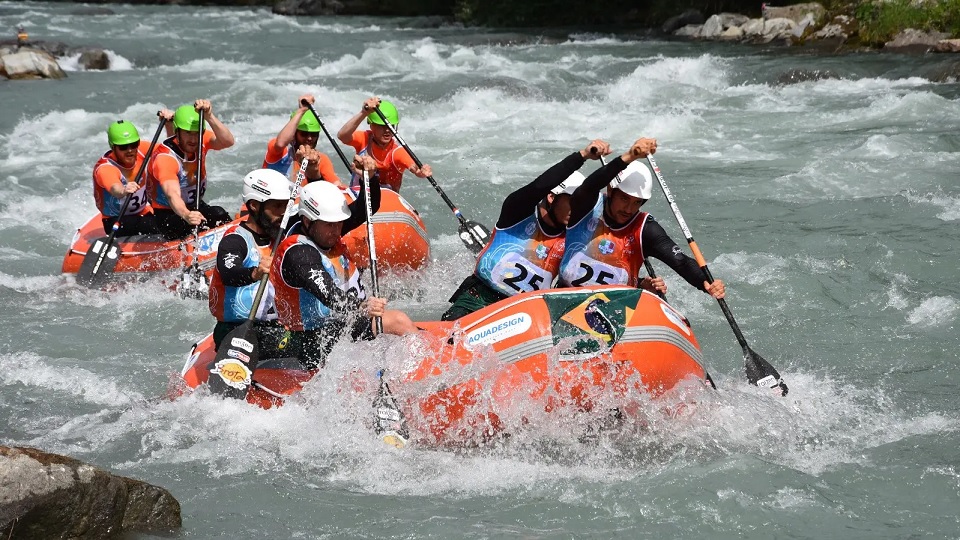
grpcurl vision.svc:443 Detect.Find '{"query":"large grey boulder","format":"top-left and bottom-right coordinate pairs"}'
top-left (701, 14), bottom-right (724, 39)
top-left (0, 446), bottom-right (180, 539)
top-left (0, 48), bottom-right (66, 80)
top-left (741, 18), bottom-right (766, 37)
top-left (756, 17), bottom-right (797, 43)
top-left (674, 24), bottom-right (703, 38)
top-left (662, 9), bottom-right (704, 34)
top-left (762, 2), bottom-right (826, 24)
top-left (885, 28), bottom-right (951, 53)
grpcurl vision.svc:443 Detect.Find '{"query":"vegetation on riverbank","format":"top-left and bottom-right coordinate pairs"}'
top-left (33, 0), bottom-right (960, 45)
top-left (853, 0), bottom-right (960, 44)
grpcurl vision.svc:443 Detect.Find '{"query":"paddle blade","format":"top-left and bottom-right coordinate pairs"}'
top-left (177, 266), bottom-right (209, 300)
top-left (76, 236), bottom-right (121, 288)
top-left (744, 346), bottom-right (788, 396)
top-left (207, 321), bottom-right (260, 400)
top-left (458, 220), bottom-right (491, 255)
top-left (373, 376), bottom-right (410, 449)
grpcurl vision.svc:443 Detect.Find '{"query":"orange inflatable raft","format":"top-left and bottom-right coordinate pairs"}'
top-left (175, 286), bottom-right (709, 446)
top-left (62, 189), bottom-right (430, 280)
top-left (61, 214), bottom-right (239, 281)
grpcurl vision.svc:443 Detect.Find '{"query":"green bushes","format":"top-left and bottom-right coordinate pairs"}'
top-left (855, 0), bottom-right (960, 44)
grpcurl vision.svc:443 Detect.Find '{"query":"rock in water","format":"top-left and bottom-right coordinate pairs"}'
top-left (0, 446), bottom-right (181, 539)
top-left (79, 49), bottom-right (110, 70)
top-left (0, 48), bottom-right (66, 80)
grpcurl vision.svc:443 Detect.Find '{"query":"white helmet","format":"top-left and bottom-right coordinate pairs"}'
top-left (550, 171), bottom-right (586, 196)
top-left (299, 181), bottom-right (351, 222)
top-left (610, 161), bottom-right (653, 199)
top-left (242, 169), bottom-right (293, 203)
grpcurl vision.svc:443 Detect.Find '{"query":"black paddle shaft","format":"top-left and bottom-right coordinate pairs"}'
top-left (361, 169), bottom-right (383, 334)
top-left (300, 99), bottom-right (353, 173)
top-left (79, 114), bottom-right (167, 286)
top-left (371, 105), bottom-right (489, 251)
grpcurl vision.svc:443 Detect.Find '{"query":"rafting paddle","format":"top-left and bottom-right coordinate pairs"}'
top-left (645, 155), bottom-right (787, 396)
top-left (177, 108), bottom-right (208, 299)
top-left (370, 105), bottom-right (490, 255)
top-left (77, 114), bottom-right (166, 288)
top-left (300, 99), bottom-right (355, 176)
top-left (358, 167), bottom-right (411, 448)
top-left (207, 159), bottom-right (306, 399)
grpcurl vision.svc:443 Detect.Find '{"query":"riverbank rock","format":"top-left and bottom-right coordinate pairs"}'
top-left (0, 47), bottom-right (66, 80)
top-left (273, 0), bottom-right (344, 15)
top-left (701, 12), bottom-right (750, 39)
top-left (662, 9), bottom-right (704, 34)
top-left (762, 2), bottom-right (826, 24)
top-left (0, 446), bottom-right (181, 539)
top-left (935, 39), bottom-right (960, 53)
top-left (885, 28), bottom-right (950, 53)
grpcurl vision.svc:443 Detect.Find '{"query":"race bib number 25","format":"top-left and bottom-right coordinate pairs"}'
top-left (491, 252), bottom-right (553, 293)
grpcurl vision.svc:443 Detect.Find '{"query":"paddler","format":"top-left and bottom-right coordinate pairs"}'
top-left (558, 138), bottom-right (725, 299)
top-left (146, 99), bottom-right (235, 240)
top-left (263, 94), bottom-right (341, 187)
top-left (271, 156), bottom-right (415, 369)
top-left (336, 96), bottom-right (432, 192)
top-left (441, 139), bottom-right (612, 320)
top-left (92, 112), bottom-right (173, 236)
top-left (207, 168), bottom-right (292, 354)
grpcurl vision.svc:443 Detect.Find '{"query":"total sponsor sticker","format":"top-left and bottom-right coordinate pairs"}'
top-left (464, 313), bottom-right (532, 349)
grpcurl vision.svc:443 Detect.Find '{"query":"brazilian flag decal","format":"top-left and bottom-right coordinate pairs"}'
top-left (544, 289), bottom-right (641, 358)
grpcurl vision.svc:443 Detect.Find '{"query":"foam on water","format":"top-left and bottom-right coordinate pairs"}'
top-left (906, 190), bottom-right (960, 221)
top-left (58, 50), bottom-right (135, 72)
top-left (906, 296), bottom-right (958, 327)
top-left (0, 352), bottom-right (142, 407)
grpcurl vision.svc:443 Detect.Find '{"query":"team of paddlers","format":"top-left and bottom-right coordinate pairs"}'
top-left (90, 95), bottom-right (725, 371)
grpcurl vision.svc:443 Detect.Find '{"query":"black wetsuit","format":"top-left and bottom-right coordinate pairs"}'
top-left (441, 151), bottom-right (587, 321)
top-left (567, 156), bottom-right (707, 292)
top-left (275, 174), bottom-right (382, 369)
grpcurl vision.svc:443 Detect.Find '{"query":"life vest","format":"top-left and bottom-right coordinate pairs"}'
top-left (474, 208), bottom-right (565, 296)
top-left (147, 135), bottom-right (209, 210)
top-left (92, 150), bottom-right (150, 217)
top-left (559, 194), bottom-right (649, 287)
top-left (208, 224), bottom-right (276, 323)
top-left (271, 234), bottom-right (364, 331)
top-left (263, 142), bottom-right (300, 182)
top-left (350, 133), bottom-right (406, 191)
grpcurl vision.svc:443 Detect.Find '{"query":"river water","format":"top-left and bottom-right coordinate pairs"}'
top-left (1, 1), bottom-right (959, 538)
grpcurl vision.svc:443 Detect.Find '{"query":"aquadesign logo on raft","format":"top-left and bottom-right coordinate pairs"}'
top-left (464, 313), bottom-right (532, 349)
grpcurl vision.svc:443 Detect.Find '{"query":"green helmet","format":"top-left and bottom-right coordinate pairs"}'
top-left (367, 100), bottom-right (399, 126)
top-left (107, 120), bottom-right (140, 146)
top-left (172, 104), bottom-right (202, 132)
top-left (291, 109), bottom-right (320, 133)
